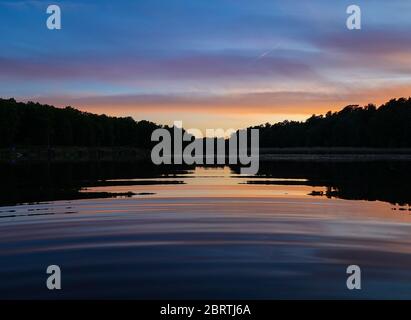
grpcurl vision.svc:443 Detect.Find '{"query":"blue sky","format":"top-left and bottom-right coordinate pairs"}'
top-left (1, 0), bottom-right (411, 129)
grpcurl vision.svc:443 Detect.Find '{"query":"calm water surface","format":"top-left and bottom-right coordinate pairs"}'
top-left (1, 165), bottom-right (411, 299)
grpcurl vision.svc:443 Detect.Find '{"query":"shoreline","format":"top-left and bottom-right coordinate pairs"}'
top-left (2, 146), bottom-right (411, 163)
top-left (0, 146), bottom-right (150, 163)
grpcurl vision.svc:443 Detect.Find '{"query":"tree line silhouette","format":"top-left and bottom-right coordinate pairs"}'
top-left (0, 98), bottom-right (162, 148)
top-left (250, 97), bottom-right (411, 148)
top-left (1, 97), bottom-right (411, 149)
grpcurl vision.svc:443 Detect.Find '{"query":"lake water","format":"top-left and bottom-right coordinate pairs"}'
top-left (1, 163), bottom-right (411, 299)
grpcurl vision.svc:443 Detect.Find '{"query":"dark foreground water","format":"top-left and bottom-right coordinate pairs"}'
top-left (1, 162), bottom-right (411, 299)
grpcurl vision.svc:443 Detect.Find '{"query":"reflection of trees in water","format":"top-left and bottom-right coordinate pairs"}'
top-left (1, 161), bottom-right (411, 207)
top-left (242, 161), bottom-right (411, 207)
top-left (0, 162), bottom-right (192, 206)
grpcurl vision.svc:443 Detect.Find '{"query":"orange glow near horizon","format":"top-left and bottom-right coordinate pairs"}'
top-left (33, 83), bottom-right (411, 133)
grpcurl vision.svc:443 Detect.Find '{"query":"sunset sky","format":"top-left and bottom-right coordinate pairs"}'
top-left (1, 0), bottom-right (411, 131)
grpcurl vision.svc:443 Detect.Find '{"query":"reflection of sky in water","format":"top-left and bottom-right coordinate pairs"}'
top-left (1, 166), bottom-right (411, 299)
top-left (85, 166), bottom-right (322, 198)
